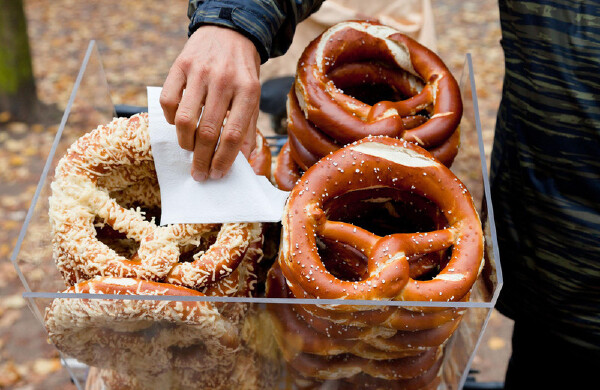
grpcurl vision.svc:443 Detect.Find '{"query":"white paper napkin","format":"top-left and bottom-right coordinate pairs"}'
top-left (147, 86), bottom-right (289, 225)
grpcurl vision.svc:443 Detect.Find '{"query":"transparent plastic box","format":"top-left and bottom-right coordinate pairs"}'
top-left (12, 41), bottom-right (502, 390)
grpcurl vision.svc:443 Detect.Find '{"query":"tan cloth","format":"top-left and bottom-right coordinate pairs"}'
top-left (260, 0), bottom-right (437, 81)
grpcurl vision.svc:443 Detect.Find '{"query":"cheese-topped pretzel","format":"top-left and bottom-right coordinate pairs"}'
top-left (279, 136), bottom-right (484, 304)
top-left (44, 277), bottom-right (241, 375)
top-left (49, 113), bottom-right (261, 289)
top-left (201, 226), bottom-right (263, 297)
top-left (295, 20), bottom-right (462, 148)
top-left (46, 277), bottom-right (281, 390)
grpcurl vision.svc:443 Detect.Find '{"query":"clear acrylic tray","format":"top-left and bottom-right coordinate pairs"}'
top-left (11, 41), bottom-right (502, 389)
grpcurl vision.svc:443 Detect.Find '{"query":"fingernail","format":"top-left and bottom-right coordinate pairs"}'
top-left (192, 171), bottom-right (207, 182)
top-left (209, 169), bottom-right (223, 180)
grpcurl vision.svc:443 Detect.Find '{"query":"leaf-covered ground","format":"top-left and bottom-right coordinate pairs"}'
top-left (0, 1), bottom-right (511, 388)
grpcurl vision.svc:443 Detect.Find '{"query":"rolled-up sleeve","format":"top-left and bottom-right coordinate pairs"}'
top-left (188, 0), bottom-right (324, 64)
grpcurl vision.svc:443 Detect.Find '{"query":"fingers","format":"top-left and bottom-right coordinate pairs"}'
top-left (163, 25), bottom-right (262, 182)
top-left (174, 75), bottom-right (207, 152)
top-left (191, 87), bottom-right (233, 181)
top-left (160, 64), bottom-right (186, 124)
top-left (240, 105), bottom-right (259, 159)
top-left (209, 81), bottom-right (260, 179)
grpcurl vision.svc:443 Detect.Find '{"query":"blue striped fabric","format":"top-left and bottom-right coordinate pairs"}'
top-left (491, 0), bottom-right (600, 350)
top-left (187, 0), bottom-right (324, 63)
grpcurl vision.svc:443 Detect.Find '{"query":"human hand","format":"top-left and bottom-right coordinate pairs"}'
top-left (160, 25), bottom-right (261, 181)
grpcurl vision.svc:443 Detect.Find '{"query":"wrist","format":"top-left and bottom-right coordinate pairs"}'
top-left (188, 3), bottom-right (273, 63)
top-left (192, 24), bottom-right (262, 67)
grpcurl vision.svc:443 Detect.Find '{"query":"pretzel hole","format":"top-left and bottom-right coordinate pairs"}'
top-left (94, 218), bottom-right (140, 259)
top-left (93, 203), bottom-right (162, 259)
top-left (317, 237), bottom-right (368, 282)
top-left (324, 188), bottom-right (445, 236)
top-left (409, 250), bottom-right (452, 281)
top-left (322, 188), bottom-right (452, 281)
top-left (178, 229), bottom-right (220, 263)
top-left (327, 62), bottom-right (414, 106)
top-left (91, 165), bottom-right (164, 258)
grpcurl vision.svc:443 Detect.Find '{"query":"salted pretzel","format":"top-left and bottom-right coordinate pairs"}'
top-left (267, 266), bottom-right (459, 361)
top-left (287, 85), bottom-right (460, 170)
top-left (283, 345), bottom-right (441, 381)
top-left (279, 136), bottom-right (484, 306)
top-left (295, 20), bottom-right (462, 148)
top-left (268, 264), bottom-right (461, 341)
top-left (289, 359), bottom-right (443, 390)
top-left (49, 113), bottom-right (263, 290)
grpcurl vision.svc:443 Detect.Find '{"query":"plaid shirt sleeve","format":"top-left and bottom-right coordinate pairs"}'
top-left (187, 0), bottom-right (324, 64)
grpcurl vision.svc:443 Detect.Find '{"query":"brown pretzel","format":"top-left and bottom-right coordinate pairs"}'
top-left (50, 113), bottom-right (260, 290)
top-left (271, 268), bottom-right (460, 346)
top-left (295, 20), bottom-right (462, 148)
top-left (267, 265), bottom-right (459, 358)
top-left (271, 305), bottom-right (426, 360)
top-left (283, 346), bottom-right (441, 381)
top-left (279, 136), bottom-right (484, 305)
top-left (249, 130), bottom-right (272, 177)
top-left (286, 88), bottom-right (340, 162)
top-left (273, 141), bottom-right (303, 190)
top-left (288, 360), bottom-right (443, 390)
top-left (288, 60), bottom-right (426, 162)
top-left (300, 296), bottom-right (465, 331)
top-left (288, 69), bottom-right (458, 169)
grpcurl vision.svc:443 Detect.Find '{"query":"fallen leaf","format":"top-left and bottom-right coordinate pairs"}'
top-left (9, 156), bottom-right (26, 167)
top-left (0, 309), bottom-right (21, 328)
top-left (32, 358), bottom-right (62, 375)
top-left (1, 294), bottom-right (26, 310)
top-left (7, 122), bottom-right (28, 135)
top-left (0, 243), bottom-right (11, 257)
top-left (23, 146), bottom-right (38, 157)
top-left (0, 361), bottom-right (21, 387)
top-left (31, 124), bottom-right (45, 133)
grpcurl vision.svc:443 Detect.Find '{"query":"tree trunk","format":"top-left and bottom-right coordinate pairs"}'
top-left (0, 0), bottom-right (39, 121)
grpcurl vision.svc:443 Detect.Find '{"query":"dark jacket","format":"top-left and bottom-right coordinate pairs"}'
top-left (187, 0), bottom-right (324, 63)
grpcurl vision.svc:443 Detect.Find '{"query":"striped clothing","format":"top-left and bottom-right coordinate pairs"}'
top-left (491, 0), bottom-right (600, 351)
top-left (187, 0), bottom-right (324, 63)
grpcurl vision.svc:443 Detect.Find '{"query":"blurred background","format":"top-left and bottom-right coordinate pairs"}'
top-left (0, 0), bottom-right (511, 388)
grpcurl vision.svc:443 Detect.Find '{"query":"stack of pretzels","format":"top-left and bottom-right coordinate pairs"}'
top-left (268, 136), bottom-right (484, 388)
top-left (45, 113), bottom-right (277, 389)
top-left (274, 20), bottom-right (462, 191)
